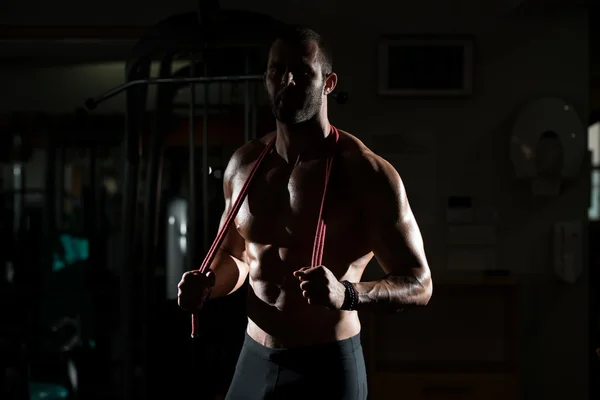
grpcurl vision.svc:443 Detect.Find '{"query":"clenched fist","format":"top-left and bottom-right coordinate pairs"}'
top-left (177, 270), bottom-right (215, 313)
top-left (293, 265), bottom-right (346, 310)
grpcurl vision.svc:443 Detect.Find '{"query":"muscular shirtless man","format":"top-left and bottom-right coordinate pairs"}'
top-left (178, 26), bottom-right (432, 400)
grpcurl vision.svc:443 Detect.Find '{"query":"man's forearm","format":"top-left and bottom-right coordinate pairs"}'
top-left (352, 274), bottom-right (432, 312)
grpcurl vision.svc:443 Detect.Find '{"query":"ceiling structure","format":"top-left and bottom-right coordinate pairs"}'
top-left (0, 0), bottom-right (594, 108)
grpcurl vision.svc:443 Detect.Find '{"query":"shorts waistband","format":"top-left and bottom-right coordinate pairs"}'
top-left (242, 332), bottom-right (362, 362)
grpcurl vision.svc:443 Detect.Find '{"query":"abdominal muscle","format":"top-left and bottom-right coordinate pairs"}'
top-left (243, 244), bottom-right (363, 349)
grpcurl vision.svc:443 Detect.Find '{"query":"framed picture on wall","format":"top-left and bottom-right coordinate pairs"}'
top-left (378, 35), bottom-right (475, 97)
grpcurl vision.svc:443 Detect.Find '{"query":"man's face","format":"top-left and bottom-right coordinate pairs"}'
top-left (265, 39), bottom-right (326, 124)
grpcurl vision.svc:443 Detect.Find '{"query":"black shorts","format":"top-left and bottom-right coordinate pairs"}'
top-left (225, 333), bottom-right (368, 400)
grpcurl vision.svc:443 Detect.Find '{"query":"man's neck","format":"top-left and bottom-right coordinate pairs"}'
top-left (275, 116), bottom-right (332, 164)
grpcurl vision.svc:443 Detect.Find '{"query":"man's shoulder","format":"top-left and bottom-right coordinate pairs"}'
top-left (235, 132), bottom-right (275, 162)
top-left (336, 129), bottom-right (398, 183)
top-left (337, 129), bottom-right (405, 208)
top-left (226, 132), bottom-right (276, 176)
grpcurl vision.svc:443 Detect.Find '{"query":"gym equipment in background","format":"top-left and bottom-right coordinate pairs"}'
top-left (85, 7), bottom-right (288, 400)
top-left (85, 3), bottom-right (350, 399)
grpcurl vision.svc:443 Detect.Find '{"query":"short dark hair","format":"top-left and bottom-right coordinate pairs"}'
top-left (273, 25), bottom-right (333, 76)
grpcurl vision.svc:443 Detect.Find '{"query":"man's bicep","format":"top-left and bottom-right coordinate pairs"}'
top-left (367, 163), bottom-right (429, 279)
top-left (208, 189), bottom-right (249, 297)
top-left (217, 198), bottom-right (247, 261)
top-left (218, 156), bottom-right (247, 261)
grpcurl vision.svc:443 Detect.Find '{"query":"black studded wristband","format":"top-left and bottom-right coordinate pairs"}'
top-left (340, 280), bottom-right (358, 311)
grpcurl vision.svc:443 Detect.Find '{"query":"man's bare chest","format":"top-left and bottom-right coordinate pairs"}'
top-left (232, 159), bottom-right (360, 248)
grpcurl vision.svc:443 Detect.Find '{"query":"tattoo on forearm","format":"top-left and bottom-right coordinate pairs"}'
top-left (353, 273), bottom-right (429, 313)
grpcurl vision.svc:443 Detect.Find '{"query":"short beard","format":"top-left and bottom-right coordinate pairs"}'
top-left (271, 84), bottom-right (324, 125)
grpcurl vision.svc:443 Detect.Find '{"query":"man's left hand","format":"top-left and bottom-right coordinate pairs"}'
top-left (293, 265), bottom-right (346, 309)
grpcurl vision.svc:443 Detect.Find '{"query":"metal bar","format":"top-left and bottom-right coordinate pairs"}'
top-left (188, 57), bottom-right (197, 272)
top-left (43, 133), bottom-right (56, 253)
top-left (0, 25), bottom-right (146, 40)
top-left (12, 163), bottom-right (22, 234)
top-left (251, 81), bottom-right (258, 140)
top-left (218, 80), bottom-right (223, 144)
top-left (171, 102), bottom-right (242, 111)
top-left (244, 52), bottom-right (251, 143)
top-left (55, 145), bottom-right (65, 230)
top-left (591, 223), bottom-right (600, 399)
top-left (218, 81), bottom-right (224, 162)
top-left (140, 53), bottom-right (172, 400)
top-left (0, 189), bottom-right (77, 196)
top-left (119, 153), bottom-right (136, 400)
top-left (11, 170), bottom-right (22, 236)
top-left (85, 74), bottom-right (264, 111)
top-left (202, 64), bottom-right (210, 254)
top-left (89, 147), bottom-right (96, 267)
top-left (120, 62), bottom-right (148, 400)
top-left (153, 150), bottom-right (165, 249)
top-left (94, 149), bottom-right (104, 235)
top-left (12, 135), bottom-right (24, 235)
top-left (18, 159), bottom-right (25, 231)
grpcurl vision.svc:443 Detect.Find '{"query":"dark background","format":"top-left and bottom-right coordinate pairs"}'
top-left (0, 1), bottom-right (596, 399)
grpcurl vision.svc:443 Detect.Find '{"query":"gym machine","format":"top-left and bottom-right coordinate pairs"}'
top-left (86, 5), bottom-right (349, 400)
top-left (0, 112), bottom-right (121, 400)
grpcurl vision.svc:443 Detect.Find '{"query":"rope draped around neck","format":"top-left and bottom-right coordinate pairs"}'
top-left (191, 126), bottom-right (339, 338)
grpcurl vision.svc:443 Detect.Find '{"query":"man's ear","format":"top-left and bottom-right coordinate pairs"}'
top-left (323, 73), bottom-right (338, 95)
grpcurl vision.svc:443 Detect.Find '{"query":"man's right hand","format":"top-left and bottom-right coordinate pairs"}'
top-left (177, 270), bottom-right (216, 313)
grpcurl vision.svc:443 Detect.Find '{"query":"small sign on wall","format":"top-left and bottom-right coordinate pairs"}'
top-left (378, 35), bottom-right (475, 97)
